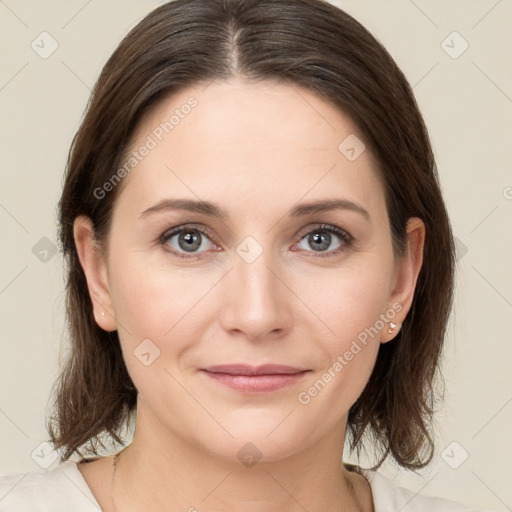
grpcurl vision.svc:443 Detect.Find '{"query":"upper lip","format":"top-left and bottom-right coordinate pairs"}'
top-left (201, 364), bottom-right (309, 376)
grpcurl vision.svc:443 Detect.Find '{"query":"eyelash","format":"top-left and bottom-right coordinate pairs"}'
top-left (158, 223), bottom-right (354, 260)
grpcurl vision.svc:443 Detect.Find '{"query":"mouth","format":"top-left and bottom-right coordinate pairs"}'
top-left (200, 364), bottom-right (311, 393)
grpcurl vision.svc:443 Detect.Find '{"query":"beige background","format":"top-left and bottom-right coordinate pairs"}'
top-left (0, 0), bottom-right (511, 509)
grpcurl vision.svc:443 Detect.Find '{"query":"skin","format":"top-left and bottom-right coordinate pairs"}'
top-left (74, 77), bottom-right (425, 512)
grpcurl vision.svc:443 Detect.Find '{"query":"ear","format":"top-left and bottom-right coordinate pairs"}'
top-left (73, 215), bottom-right (117, 332)
top-left (381, 217), bottom-right (425, 343)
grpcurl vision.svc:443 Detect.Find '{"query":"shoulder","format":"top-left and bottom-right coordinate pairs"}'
top-left (0, 461), bottom-right (100, 511)
top-left (360, 467), bottom-right (489, 512)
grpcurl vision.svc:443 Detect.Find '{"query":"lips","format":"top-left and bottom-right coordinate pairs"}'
top-left (201, 364), bottom-right (309, 376)
top-left (200, 364), bottom-right (311, 393)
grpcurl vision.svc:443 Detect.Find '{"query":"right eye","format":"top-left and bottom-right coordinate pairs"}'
top-left (160, 224), bottom-right (220, 259)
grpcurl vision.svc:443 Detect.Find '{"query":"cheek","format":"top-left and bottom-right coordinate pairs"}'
top-left (109, 243), bottom-right (213, 332)
top-left (294, 255), bottom-right (394, 345)
top-left (291, 256), bottom-right (393, 404)
top-left (107, 250), bottom-right (222, 375)
top-left (293, 310), bottom-right (382, 432)
top-left (108, 265), bottom-right (212, 409)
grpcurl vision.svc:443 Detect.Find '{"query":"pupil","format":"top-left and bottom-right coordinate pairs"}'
top-left (179, 231), bottom-right (201, 252)
top-left (309, 231), bottom-right (330, 251)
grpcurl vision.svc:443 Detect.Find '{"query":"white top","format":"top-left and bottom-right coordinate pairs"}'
top-left (0, 460), bottom-right (486, 511)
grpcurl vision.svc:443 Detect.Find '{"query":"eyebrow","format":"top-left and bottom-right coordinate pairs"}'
top-left (139, 198), bottom-right (370, 221)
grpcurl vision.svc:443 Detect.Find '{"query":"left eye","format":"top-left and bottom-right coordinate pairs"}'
top-left (295, 225), bottom-right (350, 255)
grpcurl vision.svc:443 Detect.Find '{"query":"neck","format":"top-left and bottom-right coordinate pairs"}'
top-left (110, 404), bottom-right (372, 512)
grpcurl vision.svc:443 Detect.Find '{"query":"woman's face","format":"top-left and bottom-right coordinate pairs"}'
top-left (77, 77), bottom-right (423, 462)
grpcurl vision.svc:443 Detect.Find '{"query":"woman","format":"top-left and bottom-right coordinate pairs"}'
top-left (0, 0), bottom-right (485, 510)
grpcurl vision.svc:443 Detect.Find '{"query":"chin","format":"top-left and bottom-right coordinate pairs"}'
top-left (190, 418), bottom-right (317, 466)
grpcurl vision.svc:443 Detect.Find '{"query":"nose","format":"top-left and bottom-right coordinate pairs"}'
top-left (218, 248), bottom-right (293, 341)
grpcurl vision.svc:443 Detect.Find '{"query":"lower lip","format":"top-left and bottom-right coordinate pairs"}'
top-left (202, 371), bottom-right (309, 393)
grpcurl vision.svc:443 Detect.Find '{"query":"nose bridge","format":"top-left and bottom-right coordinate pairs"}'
top-left (236, 248), bottom-right (276, 301)
top-left (220, 239), bottom-right (291, 339)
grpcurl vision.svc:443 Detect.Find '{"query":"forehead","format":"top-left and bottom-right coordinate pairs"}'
top-left (113, 77), bottom-right (384, 221)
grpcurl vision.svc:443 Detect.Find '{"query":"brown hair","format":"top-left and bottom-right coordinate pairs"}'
top-left (49, 0), bottom-right (455, 471)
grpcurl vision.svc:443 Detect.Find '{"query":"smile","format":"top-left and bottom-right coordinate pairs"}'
top-left (200, 364), bottom-right (311, 393)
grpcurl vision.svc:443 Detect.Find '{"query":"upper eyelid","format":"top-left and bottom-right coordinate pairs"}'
top-left (296, 223), bottom-right (351, 239)
top-left (161, 223), bottom-right (217, 241)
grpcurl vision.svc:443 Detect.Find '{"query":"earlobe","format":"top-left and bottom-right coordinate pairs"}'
top-left (73, 215), bottom-right (117, 332)
top-left (381, 217), bottom-right (425, 343)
